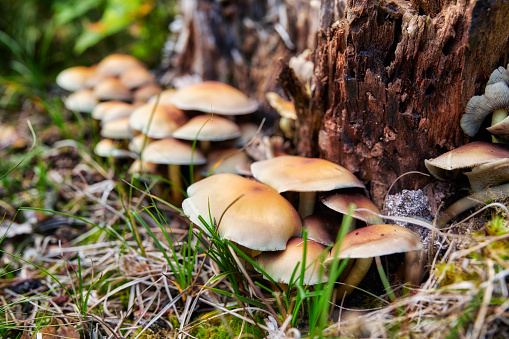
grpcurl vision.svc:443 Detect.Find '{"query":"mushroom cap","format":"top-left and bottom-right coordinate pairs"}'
top-left (129, 103), bottom-right (187, 139)
top-left (251, 155), bottom-right (365, 193)
top-left (94, 77), bottom-right (133, 102)
top-left (424, 141), bottom-right (509, 180)
top-left (56, 66), bottom-right (96, 92)
top-left (128, 159), bottom-right (158, 176)
top-left (148, 89), bottom-right (177, 106)
top-left (172, 115), bottom-right (241, 141)
top-left (92, 101), bottom-right (134, 122)
top-left (94, 138), bottom-right (133, 158)
top-left (254, 237), bottom-right (328, 285)
top-left (324, 224), bottom-right (422, 263)
top-left (487, 115), bottom-right (509, 143)
top-left (465, 158), bottom-right (509, 192)
top-left (234, 122), bottom-right (260, 147)
top-left (64, 89), bottom-right (98, 113)
top-left (302, 214), bottom-right (339, 246)
top-left (100, 117), bottom-right (131, 139)
top-left (320, 192), bottom-right (383, 225)
top-left (200, 148), bottom-right (251, 176)
top-left (182, 173), bottom-right (302, 251)
top-left (461, 82), bottom-right (509, 137)
top-left (170, 81), bottom-right (259, 115)
top-left (96, 53), bottom-right (142, 76)
top-left (129, 133), bottom-right (152, 153)
top-left (133, 83), bottom-right (163, 105)
top-left (266, 92), bottom-right (297, 119)
top-left (141, 138), bottom-right (206, 165)
top-left (119, 65), bottom-right (156, 89)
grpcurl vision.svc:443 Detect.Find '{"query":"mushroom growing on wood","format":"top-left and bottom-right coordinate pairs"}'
top-left (320, 192), bottom-right (384, 225)
top-left (424, 141), bottom-right (509, 181)
top-left (182, 173), bottom-right (302, 254)
top-left (251, 155), bottom-right (365, 218)
top-left (324, 224), bottom-right (422, 297)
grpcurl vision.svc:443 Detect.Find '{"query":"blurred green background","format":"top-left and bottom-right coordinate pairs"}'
top-left (0, 0), bottom-right (177, 110)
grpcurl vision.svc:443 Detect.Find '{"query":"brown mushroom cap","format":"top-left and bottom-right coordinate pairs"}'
top-left (148, 89), bottom-right (177, 106)
top-left (129, 103), bottom-right (187, 139)
top-left (56, 66), bottom-right (96, 92)
top-left (324, 224), bottom-right (422, 263)
top-left (464, 158), bottom-right (509, 192)
top-left (128, 133), bottom-right (153, 154)
top-left (266, 92), bottom-right (297, 119)
top-left (251, 155), bottom-right (365, 193)
top-left (133, 84), bottom-right (163, 105)
top-left (487, 116), bottom-right (509, 143)
top-left (119, 65), bottom-right (156, 89)
top-left (424, 141), bottom-right (509, 180)
top-left (64, 89), bottom-right (98, 113)
top-left (182, 173), bottom-right (302, 251)
top-left (100, 117), bottom-right (131, 139)
top-left (254, 237), bottom-right (328, 285)
top-left (170, 81), bottom-right (259, 115)
top-left (128, 159), bottom-right (158, 176)
top-left (141, 138), bottom-right (206, 165)
top-left (200, 148), bottom-right (251, 176)
top-left (302, 214), bottom-right (339, 246)
top-left (94, 138), bottom-right (133, 158)
top-left (172, 115), bottom-right (241, 141)
top-left (94, 77), bottom-right (133, 102)
top-left (320, 192), bottom-right (383, 225)
top-left (96, 53), bottom-right (142, 76)
top-left (92, 101), bottom-right (134, 122)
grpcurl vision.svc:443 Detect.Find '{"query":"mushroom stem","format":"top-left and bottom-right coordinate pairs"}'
top-left (404, 250), bottom-right (422, 287)
top-left (491, 108), bottom-right (508, 143)
top-left (335, 257), bottom-right (373, 297)
top-left (298, 191), bottom-right (316, 219)
top-left (168, 164), bottom-right (183, 204)
top-left (199, 140), bottom-right (212, 154)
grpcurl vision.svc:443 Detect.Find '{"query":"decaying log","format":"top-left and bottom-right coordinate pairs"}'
top-left (309, 0), bottom-right (509, 205)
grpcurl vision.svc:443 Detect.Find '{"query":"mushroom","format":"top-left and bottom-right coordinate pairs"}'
top-left (324, 224), bottom-right (422, 297)
top-left (96, 53), bottom-right (142, 76)
top-left (251, 155), bottom-right (365, 219)
top-left (320, 192), bottom-right (384, 225)
top-left (142, 138), bottom-right (206, 203)
top-left (254, 237), bottom-right (328, 286)
top-left (94, 77), bottom-right (133, 102)
top-left (170, 81), bottom-right (259, 115)
top-left (464, 158), bottom-right (509, 192)
top-left (94, 138), bottom-right (133, 158)
top-left (172, 115), bottom-right (241, 153)
top-left (128, 159), bottom-right (158, 178)
top-left (56, 65), bottom-right (96, 92)
top-left (129, 102), bottom-right (187, 139)
top-left (461, 80), bottom-right (509, 141)
top-left (119, 65), bottom-right (156, 90)
top-left (302, 214), bottom-right (340, 247)
top-left (100, 117), bottom-right (131, 140)
top-left (64, 89), bottom-right (98, 113)
top-left (182, 173), bottom-right (302, 254)
top-left (199, 148), bottom-right (252, 177)
top-left (92, 101), bottom-right (135, 123)
top-left (266, 92), bottom-right (297, 139)
top-left (424, 141), bottom-right (509, 182)
top-left (133, 84), bottom-right (163, 105)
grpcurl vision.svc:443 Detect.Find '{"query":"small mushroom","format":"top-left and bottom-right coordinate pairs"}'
top-left (64, 89), bottom-right (98, 113)
top-left (96, 53), bottom-right (142, 76)
top-left (92, 101), bottom-right (134, 123)
top-left (94, 77), bottom-right (133, 102)
top-left (170, 81), bottom-right (259, 115)
top-left (302, 214), bottom-right (340, 247)
top-left (172, 115), bottom-right (241, 153)
top-left (464, 158), bottom-right (509, 192)
top-left (251, 155), bottom-right (365, 218)
top-left (182, 173), bottom-right (302, 253)
top-left (424, 141), bottom-right (509, 181)
top-left (142, 138), bottom-right (206, 203)
top-left (254, 237), bottom-right (328, 285)
top-left (461, 81), bottom-right (509, 140)
top-left (266, 92), bottom-right (297, 139)
top-left (320, 192), bottom-right (384, 225)
top-left (129, 102), bottom-right (187, 139)
top-left (56, 66), bottom-right (96, 92)
top-left (119, 65), bottom-right (156, 89)
top-left (324, 224), bottom-right (422, 297)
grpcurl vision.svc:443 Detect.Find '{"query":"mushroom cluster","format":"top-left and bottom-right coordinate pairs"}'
top-left (182, 155), bottom-right (423, 295)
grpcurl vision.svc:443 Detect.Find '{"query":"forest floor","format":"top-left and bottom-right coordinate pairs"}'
top-left (0, 93), bottom-right (508, 339)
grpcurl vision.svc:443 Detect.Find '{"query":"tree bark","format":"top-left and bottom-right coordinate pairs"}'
top-left (306, 0), bottom-right (509, 205)
top-left (164, 0), bottom-right (509, 205)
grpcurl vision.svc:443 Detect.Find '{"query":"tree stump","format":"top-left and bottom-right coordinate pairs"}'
top-left (304, 0), bottom-right (509, 205)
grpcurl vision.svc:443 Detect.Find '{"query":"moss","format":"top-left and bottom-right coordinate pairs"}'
top-left (189, 313), bottom-right (265, 339)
